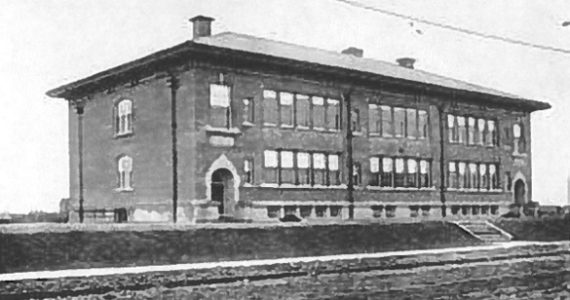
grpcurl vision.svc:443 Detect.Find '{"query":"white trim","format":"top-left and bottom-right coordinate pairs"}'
top-left (205, 154), bottom-right (241, 203)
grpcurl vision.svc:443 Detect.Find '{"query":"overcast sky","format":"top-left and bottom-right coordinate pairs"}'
top-left (1, 0), bottom-right (569, 213)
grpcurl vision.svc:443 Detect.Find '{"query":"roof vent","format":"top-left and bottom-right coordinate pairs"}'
top-left (396, 57), bottom-right (416, 69)
top-left (341, 47), bottom-right (363, 58)
top-left (189, 15), bottom-right (215, 39)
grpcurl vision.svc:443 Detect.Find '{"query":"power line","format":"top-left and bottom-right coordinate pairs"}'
top-left (334, 0), bottom-right (570, 54)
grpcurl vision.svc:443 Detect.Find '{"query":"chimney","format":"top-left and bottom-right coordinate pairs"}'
top-left (396, 57), bottom-right (416, 69)
top-left (189, 15), bottom-right (215, 39)
top-left (341, 47), bottom-right (364, 58)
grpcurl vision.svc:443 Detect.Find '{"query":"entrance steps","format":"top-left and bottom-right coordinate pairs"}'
top-left (453, 220), bottom-right (513, 243)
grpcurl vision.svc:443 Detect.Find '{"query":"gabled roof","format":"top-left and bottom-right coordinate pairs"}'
top-left (47, 31), bottom-right (551, 111)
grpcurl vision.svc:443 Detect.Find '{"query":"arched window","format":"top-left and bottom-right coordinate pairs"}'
top-left (115, 99), bottom-right (133, 135)
top-left (117, 155), bottom-right (133, 190)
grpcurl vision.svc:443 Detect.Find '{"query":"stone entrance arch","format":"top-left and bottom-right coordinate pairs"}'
top-left (514, 179), bottom-right (526, 205)
top-left (205, 154), bottom-right (240, 217)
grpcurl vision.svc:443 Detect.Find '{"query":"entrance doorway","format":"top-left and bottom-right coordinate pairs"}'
top-left (514, 179), bottom-right (526, 205)
top-left (211, 168), bottom-right (234, 216)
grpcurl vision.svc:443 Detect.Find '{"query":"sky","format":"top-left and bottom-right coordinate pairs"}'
top-left (0, 0), bottom-right (569, 213)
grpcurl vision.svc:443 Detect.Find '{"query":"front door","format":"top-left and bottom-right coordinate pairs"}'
top-left (514, 179), bottom-right (526, 205)
top-left (211, 169), bottom-right (234, 216)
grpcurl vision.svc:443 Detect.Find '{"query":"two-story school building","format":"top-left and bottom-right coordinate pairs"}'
top-left (47, 16), bottom-right (550, 223)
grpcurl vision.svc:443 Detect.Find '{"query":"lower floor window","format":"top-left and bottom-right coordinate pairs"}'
top-left (371, 156), bottom-right (431, 189)
top-left (262, 150), bottom-right (342, 186)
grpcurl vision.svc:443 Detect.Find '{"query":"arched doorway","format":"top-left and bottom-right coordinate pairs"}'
top-left (514, 179), bottom-right (526, 205)
top-left (211, 168), bottom-right (234, 216)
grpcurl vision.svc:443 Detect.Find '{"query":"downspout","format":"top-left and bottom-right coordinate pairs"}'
top-left (438, 103), bottom-right (447, 218)
top-left (168, 74), bottom-right (180, 223)
top-left (73, 99), bottom-right (86, 223)
top-left (343, 90), bottom-right (354, 219)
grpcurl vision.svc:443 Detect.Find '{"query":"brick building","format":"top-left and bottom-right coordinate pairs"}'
top-left (47, 16), bottom-right (550, 223)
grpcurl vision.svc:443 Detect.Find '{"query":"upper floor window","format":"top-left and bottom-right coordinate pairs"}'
top-left (477, 118), bottom-right (486, 145)
top-left (327, 99), bottom-right (341, 131)
top-left (244, 158), bottom-right (254, 184)
top-left (117, 155), bottom-right (133, 191)
top-left (279, 92), bottom-right (294, 127)
top-left (381, 105), bottom-right (393, 137)
top-left (296, 94), bottom-right (310, 128)
top-left (418, 110), bottom-right (428, 139)
top-left (369, 104), bottom-right (381, 135)
top-left (487, 120), bottom-right (497, 146)
top-left (448, 115), bottom-right (457, 142)
top-left (513, 123), bottom-right (526, 154)
top-left (263, 90), bottom-right (278, 126)
top-left (115, 99), bottom-right (133, 136)
top-left (351, 108), bottom-right (361, 132)
top-left (467, 117), bottom-right (476, 145)
top-left (312, 96), bottom-right (326, 129)
top-left (210, 84), bottom-right (231, 128)
top-left (394, 108), bottom-right (406, 137)
top-left (406, 109), bottom-right (417, 138)
top-left (457, 116), bottom-right (466, 143)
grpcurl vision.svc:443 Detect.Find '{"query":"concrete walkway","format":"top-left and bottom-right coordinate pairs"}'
top-left (1, 240), bottom-right (568, 282)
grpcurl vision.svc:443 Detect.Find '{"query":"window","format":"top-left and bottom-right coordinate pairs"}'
top-left (267, 206), bottom-right (281, 218)
top-left (467, 117), bottom-right (476, 145)
top-left (394, 108), bottom-right (406, 137)
top-left (263, 150), bottom-right (278, 183)
top-left (312, 96), bottom-right (326, 129)
top-left (468, 163), bottom-right (478, 189)
top-left (352, 162), bottom-right (361, 186)
top-left (477, 119), bottom-right (486, 145)
top-left (372, 205), bottom-right (384, 218)
top-left (487, 120), bottom-right (496, 146)
top-left (418, 110), bottom-right (428, 139)
top-left (280, 151), bottom-right (295, 184)
top-left (419, 160), bottom-right (430, 188)
top-left (117, 155), bottom-right (133, 190)
top-left (513, 124), bottom-right (526, 153)
top-left (300, 206), bottom-right (312, 218)
top-left (315, 206), bottom-right (327, 217)
top-left (448, 162), bottom-right (457, 189)
top-left (489, 164), bottom-right (498, 190)
top-left (479, 164), bottom-right (488, 190)
top-left (368, 104), bottom-right (381, 135)
top-left (242, 98), bottom-right (254, 124)
top-left (380, 157), bottom-right (393, 187)
top-left (394, 158), bottom-right (405, 187)
top-left (505, 171), bottom-right (512, 191)
top-left (458, 162), bottom-right (466, 189)
top-left (210, 84), bottom-right (231, 128)
top-left (297, 152), bottom-right (311, 185)
top-left (327, 99), bottom-right (341, 131)
top-left (312, 153), bottom-right (326, 185)
top-left (406, 159), bottom-right (418, 187)
top-left (381, 106), bottom-right (393, 137)
top-left (279, 92), bottom-right (294, 127)
top-left (328, 154), bottom-right (340, 186)
top-left (447, 115), bottom-right (457, 142)
top-left (244, 159), bottom-right (254, 184)
top-left (351, 108), bottom-right (361, 132)
top-left (457, 117), bottom-right (466, 143)
top-left (369, 157), bottom-right (380, 186)
top-left (385, 206), bottom-right (397, 218)
top-left (296, 94), bottom-right (310, 128)
top-left (406, 109), bottom-right (417, 138)
top-left (115, 99), bottom-right (133, 136)
top-left (263, 90), bottom-right (278, 126)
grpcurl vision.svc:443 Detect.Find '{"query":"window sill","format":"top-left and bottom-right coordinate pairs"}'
top-left (263, 123), bottom-right (277, 127)
top-left (204, 125), bottom-right (242, 136)
top-left (280, 124), bottom-right (295, 129)
top-left (365, 186), bottom-right (437, 192)
top-left (512, 152), bottom-right (528, 158)
top-left (114, 187), bottom-right (134, 193)
top-left (254, 183), bottom-right (348, 189)
top-left (297, 125), bottom-right (311, 130)
top-left (446, 188), bottom-right (503, 193)
top-left (242, 121), bottom-right (255, 127)
top-left (352, 131), bottom-right (363, 136)
top-left (114, 132), bottom-right (134, 139)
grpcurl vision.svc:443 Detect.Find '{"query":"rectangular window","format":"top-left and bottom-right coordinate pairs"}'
top-left (394, 158), bottom-right (405, 187)
top-left (467, 117), bottom-right (475, 145)
top-left (263, 150), bottom-right (278, 183)
top-left (327, 99), bottom-right (341, 131)
top-left (448, 114), bottom-right (456, 143)
top-left (368, 104), bottom-right (381, 135)
top-left (352, 162), bottom-right (362, 186)
top-left (369, 157), bottom-right (380, 186)
top-left (448, 162), bottom-right (457, 188)
top-left (312, 96), bottom-right (325, 129)
top-left (458, 162), bottom-right (466, 189)
top-left (263, 90), bottom-right (278, 126)
top-left (406, 108), bottom-right (417, 138)
top-left (479, 164), bottom-right (488, 190)
top-left (418, 110), bottom-right (428, 139)
top-left (457, 116), bottom-right (466, 144)
top-left (381, 157), bottom-right (393, 187)
top-left (296, 152), bottom-right (311, 185)
top-left (487, 120), bottom-right (496, 146)
top-left (489, 164), bottom-right (498, 190)
top-left (244, 159), bottom-right (253, 184)
top-left (312, 153), bottom-right (326, 186)
top-left (295, 94), bottom-right (310, 128)
top-left (279, 92), bottom-right (294, 127)
top-left (477, 118), bottom-right (486, 145)
top-left (394, 108), bottom-right (406, 137)
top-left (469, 163), bottom-right (478, 189)
top-left (279, 150), bottom-right (294, 184)
top-left (210, 84), bottom-right (231, 128)
top-left (406, 159), bottom-right (418, 187)
top-left (420, 160), bottom-right (430, 188)
top-left (242, 98), bottom-right (254, 125)
top-left (381, 106), bottom-right (393, 137)
top-left (351, 108), bottom-right (361, 132)
top-left (328, 154), bottom-right (340, 186)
